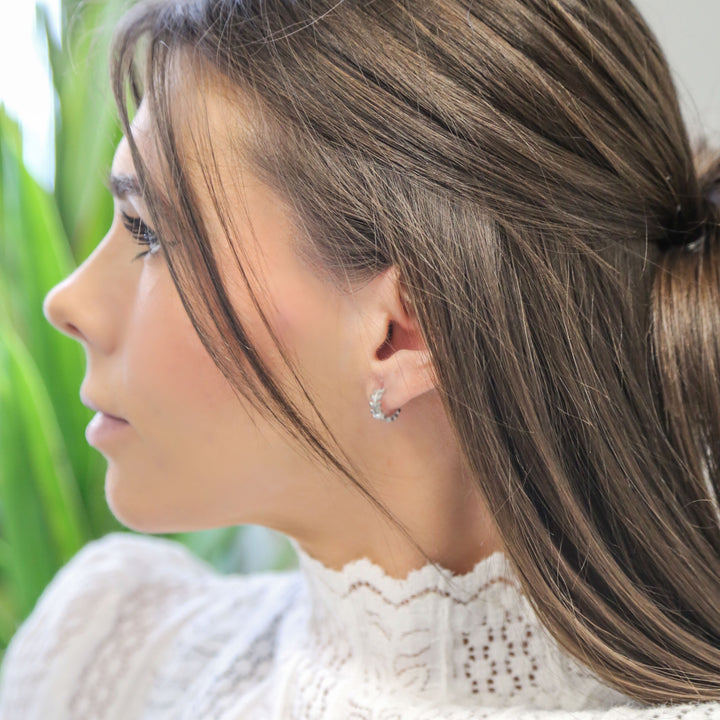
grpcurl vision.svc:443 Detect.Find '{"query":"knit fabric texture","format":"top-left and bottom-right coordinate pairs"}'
top-left (0, 533), bottom-right (718, 719)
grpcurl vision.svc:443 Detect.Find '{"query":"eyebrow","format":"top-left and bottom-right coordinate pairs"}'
top-left (105, 171), bottom-right (143, 199)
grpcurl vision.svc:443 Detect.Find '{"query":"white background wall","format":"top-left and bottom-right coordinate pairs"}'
top-left (633, 0), bottom-right (720, 140)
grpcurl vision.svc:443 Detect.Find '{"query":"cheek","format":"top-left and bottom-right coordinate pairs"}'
top-left (262, 258), bottom-right (341, 374)
top-left (124, 270), bottom-right (240, 432)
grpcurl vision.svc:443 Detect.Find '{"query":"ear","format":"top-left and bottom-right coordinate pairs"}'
top-left (360, 266), bottom-right (437, 417)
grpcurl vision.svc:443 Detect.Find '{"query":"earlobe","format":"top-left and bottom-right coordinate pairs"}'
top-left (368, 346), bottom-right (437, 417)
top-left (369, 386), bottom-right (402, 422)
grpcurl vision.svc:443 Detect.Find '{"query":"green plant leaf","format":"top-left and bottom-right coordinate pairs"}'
top-left (0, 327), bottom-right (88, 617)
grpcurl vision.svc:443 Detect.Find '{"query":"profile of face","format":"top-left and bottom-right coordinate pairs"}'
top-left (43, 87), bottom-right (498, 572)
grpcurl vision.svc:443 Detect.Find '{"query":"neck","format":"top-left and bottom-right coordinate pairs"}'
top-left (289, 462), bottom-right (504, 579)
top-left (279, 390), bottom-right (504, 578)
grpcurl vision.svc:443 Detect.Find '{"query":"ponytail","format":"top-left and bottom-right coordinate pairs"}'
top-left (652, 144), bottom-right (720, 520)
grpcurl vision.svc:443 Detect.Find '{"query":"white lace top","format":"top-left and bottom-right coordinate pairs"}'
top-left (0, 533), bottom-right (718, 719)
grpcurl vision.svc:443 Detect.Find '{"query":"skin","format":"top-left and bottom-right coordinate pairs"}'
top-left (43, 91), bottom-right (504, 577)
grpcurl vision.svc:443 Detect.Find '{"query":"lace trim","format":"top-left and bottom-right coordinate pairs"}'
top-left (293, 542), bottom-right (629, 710)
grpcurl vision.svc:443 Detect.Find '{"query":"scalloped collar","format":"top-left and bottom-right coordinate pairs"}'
top-left (291, 542), bottom-right (633, 711)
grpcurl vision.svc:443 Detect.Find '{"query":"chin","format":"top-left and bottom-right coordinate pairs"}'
top-left (104, 466), bottom-right (229, 534)
top-left (104, 466), bottom-right (174, 534)
top-left (106, 498), bottom-right (193, 534)
top-left (106, 490), bottom-right (160, 534)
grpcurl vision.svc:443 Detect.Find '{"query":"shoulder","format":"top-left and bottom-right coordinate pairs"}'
top-left (2, 532), bottom-right (220, 666)
top-left (0, 533), bottom-right (301, 720)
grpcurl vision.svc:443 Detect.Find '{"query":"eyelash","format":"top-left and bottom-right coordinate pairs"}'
top-left (120, 210), bottom-right (161, 260)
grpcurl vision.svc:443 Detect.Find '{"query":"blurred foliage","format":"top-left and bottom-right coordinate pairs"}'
top-left (0, 0), bottom-right (294, 654)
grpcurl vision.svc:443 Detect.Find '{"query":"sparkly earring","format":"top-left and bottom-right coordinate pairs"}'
top-left (369, 387), bottom-right (401, 422)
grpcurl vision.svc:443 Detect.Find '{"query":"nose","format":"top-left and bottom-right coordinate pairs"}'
top-left (43, 239), bottom-right (121, 353)
top-left (43, 274), bottom-right (89, 344)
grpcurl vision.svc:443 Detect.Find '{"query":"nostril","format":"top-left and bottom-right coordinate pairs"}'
top-left (43, 286), bottom-right (87, 342)
top-left (64, 322), bottom-right (84, 341)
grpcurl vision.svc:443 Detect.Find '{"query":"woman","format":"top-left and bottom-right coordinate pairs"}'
top-left (1, 0), bottom-right (719, 716)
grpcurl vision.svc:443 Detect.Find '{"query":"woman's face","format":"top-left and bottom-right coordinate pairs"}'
top-left (43, 100), bottom-right (380, 537)
top-left (43, 90), bottom-right (501, 574)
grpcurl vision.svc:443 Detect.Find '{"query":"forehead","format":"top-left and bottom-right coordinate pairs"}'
top-left (111, 82), bottom-right (266, 202)
top-left (111, 85), bottom-right (302, 256)
top-left (111, 136), bottom-right (136, 177)
top-left (109, 103), bottom-right (155, 197)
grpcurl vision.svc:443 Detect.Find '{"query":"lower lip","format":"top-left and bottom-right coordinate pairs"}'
top-left (86, 412), bottom-right (131, 447)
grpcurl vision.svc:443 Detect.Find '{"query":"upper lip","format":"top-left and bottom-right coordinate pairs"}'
top-left (80, 394), bottom-right (128, 422)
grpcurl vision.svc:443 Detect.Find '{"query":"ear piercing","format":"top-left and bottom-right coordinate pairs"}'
top-left (369, 387), bottom-right (401, 422)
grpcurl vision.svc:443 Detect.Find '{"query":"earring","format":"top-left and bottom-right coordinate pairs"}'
top-left (369, 387), bottom-right (401, 422)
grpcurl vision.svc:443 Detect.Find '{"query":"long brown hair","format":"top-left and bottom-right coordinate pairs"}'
top-left (110, 0), bottom-right (720, 703)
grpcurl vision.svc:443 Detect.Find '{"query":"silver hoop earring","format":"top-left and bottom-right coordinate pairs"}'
top-left (369, 387), bottom-right (401, 422)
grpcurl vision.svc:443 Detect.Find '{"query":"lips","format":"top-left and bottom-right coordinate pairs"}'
top-left (80, 393), bottom-right (128, 423)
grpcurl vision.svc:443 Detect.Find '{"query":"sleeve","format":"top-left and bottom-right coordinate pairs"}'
top-left (0, 532), bottom-right (213, 720)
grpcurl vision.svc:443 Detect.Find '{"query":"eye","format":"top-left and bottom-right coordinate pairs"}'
top-left (120, 210), bottom-right (161, 260)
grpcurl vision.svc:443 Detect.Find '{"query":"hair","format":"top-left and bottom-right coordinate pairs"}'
top-left (109, 0), bottom-right (720, 704)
